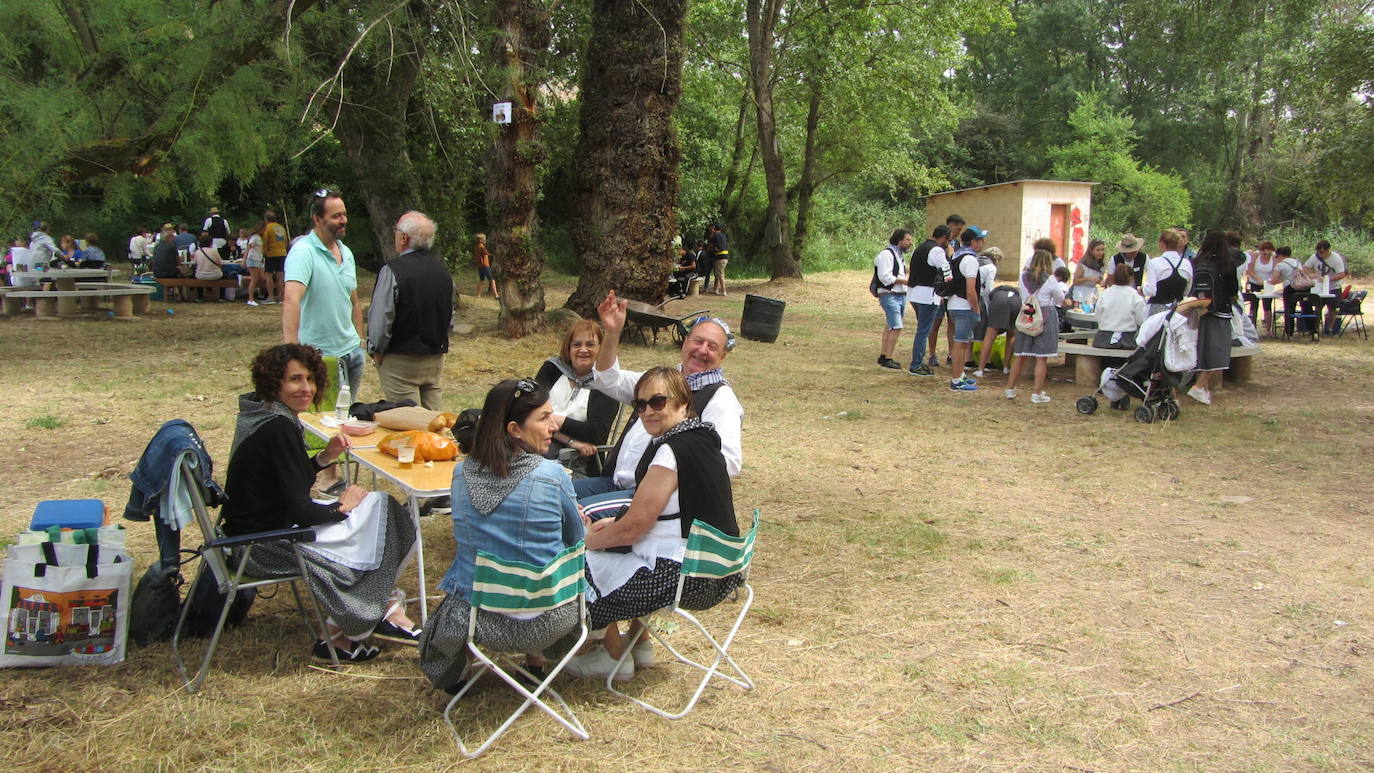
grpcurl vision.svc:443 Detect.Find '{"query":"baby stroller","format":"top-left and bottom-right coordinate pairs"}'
top-left (1075, 308), bottom-right (1195, 423)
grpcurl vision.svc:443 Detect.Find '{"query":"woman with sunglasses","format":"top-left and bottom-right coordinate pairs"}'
top-left (564, 367), bottom-right (740, 682)
top-left (419, 379), bottom-right (586, 692)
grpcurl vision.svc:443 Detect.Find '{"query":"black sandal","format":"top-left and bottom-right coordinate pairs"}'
top-left (313, 639), bottom-right (380, 664)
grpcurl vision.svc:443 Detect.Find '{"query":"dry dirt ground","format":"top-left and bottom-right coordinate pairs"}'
top-left (0, 269), bottom-right (1371, 771)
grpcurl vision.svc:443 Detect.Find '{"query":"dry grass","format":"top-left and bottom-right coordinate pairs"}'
top-left (1, 270), bottom-right (1372, 771)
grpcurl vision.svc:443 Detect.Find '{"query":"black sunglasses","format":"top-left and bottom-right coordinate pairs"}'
top-left (632, 394), bottom-right (671, 414)
top-left (511, 378), bottom-right (536, 400)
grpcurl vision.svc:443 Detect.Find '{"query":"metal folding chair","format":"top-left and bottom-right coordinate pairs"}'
top-left (171, 456), bottom-right (337, 693)
top-left (606, 509), bottom-right (760, 719)
top-left (443, 542), bottom-right (589, 757)
top-left (1335, 290), bottom-right (1367, 339)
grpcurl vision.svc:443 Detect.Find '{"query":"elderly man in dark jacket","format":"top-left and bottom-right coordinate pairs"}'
top-left (366, 211), bottom-right (454, 411)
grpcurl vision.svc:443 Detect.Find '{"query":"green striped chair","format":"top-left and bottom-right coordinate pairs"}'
top-left (607, 509), bottom-right (759, 719)
top-left (443, 542), bottom-right (589, 757)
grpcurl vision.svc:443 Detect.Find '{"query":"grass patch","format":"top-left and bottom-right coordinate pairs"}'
top-left (25, 414), bottom-right (63, 430)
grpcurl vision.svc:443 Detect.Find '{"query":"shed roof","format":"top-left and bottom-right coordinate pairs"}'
top-left (924, 179), bottom-right (1097, 198)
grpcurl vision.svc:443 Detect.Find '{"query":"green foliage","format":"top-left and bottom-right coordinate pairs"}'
top-left (1047, 92), bottom-right (1191, 234)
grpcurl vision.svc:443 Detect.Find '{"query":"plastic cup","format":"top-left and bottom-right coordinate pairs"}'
top-left (396, 443), bottom-right (415, 469)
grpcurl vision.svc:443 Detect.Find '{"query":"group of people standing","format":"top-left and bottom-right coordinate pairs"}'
top-left (874, 217), bottom-right (1339, 407)
top-left (219, 190), bottom-right (745, 687)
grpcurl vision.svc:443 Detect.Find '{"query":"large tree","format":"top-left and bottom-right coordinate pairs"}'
top-left (565, 0), bottom-right (688, 315)
top-left (483, 0), bottom-right (556, 336)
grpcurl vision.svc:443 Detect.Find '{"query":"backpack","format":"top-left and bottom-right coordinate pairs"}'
top-left (938, 252), bottom-right (975, 299)
top-left (1015, 284), bottom-right (1045, 336)
top-left (868, 246), bottom-right (901, 297)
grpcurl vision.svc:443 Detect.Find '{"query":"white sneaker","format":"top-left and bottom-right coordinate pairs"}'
top-left (246, 300), bottom-right (259, 307)
top-left (1004, 389), bottom-right (1017, 400)
top-left (1002, 367), bottom-right (1010, 375)
top-left (632, 639), bottom-right (655, 669)
top-left (1031, 392), bottom-right (1052, 404)
top-left (1187, 386), bottom-right (1212, 405)
top-left (564, 646), bottom-right (634, 682)
top-left (972, 369), bottom-right (985, 378)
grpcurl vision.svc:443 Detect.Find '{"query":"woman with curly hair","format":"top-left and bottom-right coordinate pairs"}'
top-left (221, 343), bottom-right (419, 663)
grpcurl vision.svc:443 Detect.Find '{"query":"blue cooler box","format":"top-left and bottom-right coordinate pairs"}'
top-left (30, 499), bottom-right (107, 530)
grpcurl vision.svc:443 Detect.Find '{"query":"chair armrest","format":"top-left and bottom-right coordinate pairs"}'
top-left (208, 526), bottom-right (317, 549)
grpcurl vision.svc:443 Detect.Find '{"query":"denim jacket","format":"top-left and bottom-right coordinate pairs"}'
top-left (123, 419), bottom-right (224, 522)
top-left (439, 458), bottom-right (585, 600)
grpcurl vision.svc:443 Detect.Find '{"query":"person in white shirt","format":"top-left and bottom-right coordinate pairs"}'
top-left (905, 225), bottom-right (951, 376)
top-left (927, 215), bottom-right (965, 369)
top-left (1093, 263), bottom-right (1147, 349)
top-left (575, 291), bottom-right (743, 503)
top-left (1305, 240), bottom-right (1347, 334)
top-left (945, 226), bottom-right (986, 391)
top-left (873, 229), bottom-right (912, 369)
top-left (1006, 249), bottom-right (1069, 404)
top-left (1142, 229), bottom-right (1193, 316)
top-left (1244, 240), bottom-right (1278, 332)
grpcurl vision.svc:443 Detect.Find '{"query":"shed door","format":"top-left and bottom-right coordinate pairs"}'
top-left (1049, 204), bottom-right (1069, 260)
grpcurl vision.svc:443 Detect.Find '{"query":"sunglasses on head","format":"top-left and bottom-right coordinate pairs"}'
top-left (312, 188), bottom-right (339, 199)
top-left (511, 378), bottom-right (536, 400)
top-left (632, 394), bottom-right (671, 414)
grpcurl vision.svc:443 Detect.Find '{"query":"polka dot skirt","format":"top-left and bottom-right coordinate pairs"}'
top-left (587, 557), bottom-right (742, 630)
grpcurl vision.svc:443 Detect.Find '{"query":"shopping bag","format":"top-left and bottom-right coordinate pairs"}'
top-left (1, 542), bottom-right (132, 667)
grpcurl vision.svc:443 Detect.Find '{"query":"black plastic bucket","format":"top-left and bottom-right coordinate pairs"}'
top-left (740, 294), bottom-right (785, 343)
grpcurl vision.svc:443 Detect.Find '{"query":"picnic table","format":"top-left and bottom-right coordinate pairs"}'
top-left (1, 281), bottom-right (154, 319)
top-left (624, 300), bottom-right (709, 346)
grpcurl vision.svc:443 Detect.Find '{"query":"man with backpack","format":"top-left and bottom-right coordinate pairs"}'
top-left (945, 226), bottom-right (986, 391)
top-left (904, 224), bottom-right (952, 376)
top-left (1305, 240), bottom-right (1348, 335)
top-left (873, 228), bottom-right (912, 369)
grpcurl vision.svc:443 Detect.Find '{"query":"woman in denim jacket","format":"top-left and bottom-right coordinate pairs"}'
top-left (418, 379), bottom-right (586, 692)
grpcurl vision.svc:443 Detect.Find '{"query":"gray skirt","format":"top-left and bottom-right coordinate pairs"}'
top-left (1014, 305), bottom-right (1060, 357)
top-left (417, 593), bottom-right (580, 691)
top-left (985, 287), bottom-right (1021, 332)
top-left (245, 495), bottom-right (416, 639)
top-left (1196, 313), bottom-right (1232, 371)
top-left (1092, 329), bottom-right (1138, 350)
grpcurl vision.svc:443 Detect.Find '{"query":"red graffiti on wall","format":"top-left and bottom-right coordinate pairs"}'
top-left (1071, 207), bottom-right (1085, 261)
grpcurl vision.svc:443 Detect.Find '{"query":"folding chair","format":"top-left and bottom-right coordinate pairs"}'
top-left (1335, 290), bottom-right (1367, 339)
top-left (606, 509), bottom-right (760, 719)
top-left (443, 542), bottom-right (589, 758)
top-left (171, 456), bottom-right (338, 693)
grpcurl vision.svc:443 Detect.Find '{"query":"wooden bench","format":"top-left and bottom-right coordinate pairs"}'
top-left (1059, 341), bottom-right (1261, 385)
top-left (1, 283), bottom-right (155, 319)
top-left (155, 277), bottom-right (241, 302)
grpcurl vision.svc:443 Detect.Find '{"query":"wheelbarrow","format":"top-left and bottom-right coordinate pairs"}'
top-left (624, 300), bottom-right (710, 346)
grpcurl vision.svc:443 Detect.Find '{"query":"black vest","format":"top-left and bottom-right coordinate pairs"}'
top-left (1113, 252), bottom-right (1148, 287)
top-left (384, 248), bottom-right (454, 356)
top-left (633, 424), bottom-right (738, 538)
top-left (601, 381), bottom-right (725, 479)
top-left (909, 239), bottom-right (943, 287)
top-left (206, 215), bottom-right (229, 240)
top-left (1148, 256), bottom-right (1188, 305)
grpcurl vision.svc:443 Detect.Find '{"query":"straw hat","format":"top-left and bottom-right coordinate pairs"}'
top-left (1116, 233), bottom-right (1143, 252)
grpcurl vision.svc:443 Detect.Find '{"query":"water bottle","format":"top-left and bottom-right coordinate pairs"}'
top-left (334, 361), bottom-right (351, 421)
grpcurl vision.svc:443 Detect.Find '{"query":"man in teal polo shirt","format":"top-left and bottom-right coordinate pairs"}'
top-left (282, 189), bottom-right (366, 395)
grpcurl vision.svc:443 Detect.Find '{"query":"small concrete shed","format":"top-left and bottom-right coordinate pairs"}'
top-left (925, 180), bottom-right (1096, 278)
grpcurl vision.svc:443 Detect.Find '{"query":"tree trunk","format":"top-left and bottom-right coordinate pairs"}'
top-left (312, 2), bottom-right (428, 272)
top-left (485, 0), bottom-right (553, 337)
top-left (746, 0), bottom-right (802, 280)
top-left (566, 0), bottom-right (688, 316)
top-left (791, 78), bottom-right (823, 260)
top-left (717, 89), bottom-right (753, 218)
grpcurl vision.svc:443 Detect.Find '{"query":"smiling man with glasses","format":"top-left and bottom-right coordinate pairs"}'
top-left (569, 290), bottom-right (744, 503)
top-left (282, 189), bottom-right (367, 397)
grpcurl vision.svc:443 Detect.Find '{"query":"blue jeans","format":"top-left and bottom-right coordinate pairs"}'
top-left (573, 475), bottom-right (620, 499)
top-left (878, 292), bottom-right (906, 329)
top-left (909, 302), bottom-right (941, 364)
top-left (340, 346), bottom-right (365, 396)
